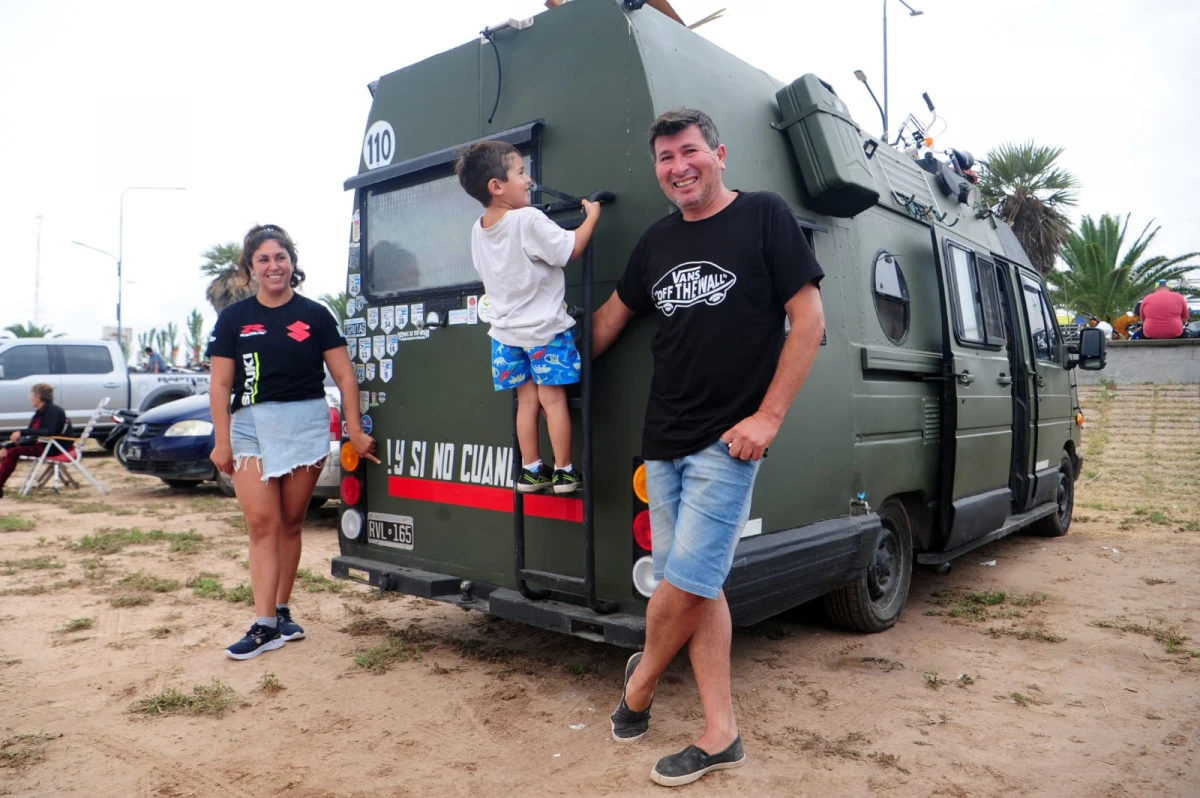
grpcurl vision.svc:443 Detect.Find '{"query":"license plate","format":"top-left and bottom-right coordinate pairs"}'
top-left (125, 445), bottom-right (144, 461)
top-left (366, 512), bottom-right (414, 550)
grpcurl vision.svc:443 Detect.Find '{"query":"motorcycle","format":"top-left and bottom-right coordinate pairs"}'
top-left (103, 408), bottom-right (139, 464)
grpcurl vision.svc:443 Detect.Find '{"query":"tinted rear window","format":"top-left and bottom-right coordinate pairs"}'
top-left (62, 345), bottom-right (114, 375)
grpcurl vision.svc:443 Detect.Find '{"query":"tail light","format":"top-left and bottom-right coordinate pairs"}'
top-left (633, 510), bottom-right (652, 551)
top-left (631, 459), bottom-right (653, 596)
top-left (329, 406), bottom-right (342, 440)
top-left (339, 440), bottom-right (365, 541)
top-left (340, 475), bottom-right (362, 506)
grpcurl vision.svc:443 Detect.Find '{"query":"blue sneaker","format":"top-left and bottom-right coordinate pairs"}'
top-left (277, 607), bottom-right (305, 641)
top-left (225, 622), bottom-right (284, 661)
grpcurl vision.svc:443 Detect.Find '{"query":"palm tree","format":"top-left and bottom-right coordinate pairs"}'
top-left (201, 243), bottom-right (256, 313)
top-left (184, 308), bottom-right (206, 365)
top-left (979, 141), bottom-right (1080, 275)
top-left (319, 292), bottom-right (349, 322)
top-left (1046, 214), bottom-right (1199, 324)
top-left (3, 322), bottom-right (63, 338)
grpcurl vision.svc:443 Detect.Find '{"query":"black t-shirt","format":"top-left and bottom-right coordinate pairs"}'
top-left (206, 293), bottom-right (345, 412)
top-left (616, 191), bottom-right (824, 459)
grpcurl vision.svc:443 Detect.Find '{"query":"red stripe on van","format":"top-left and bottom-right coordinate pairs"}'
top-left (387, 476), bottom-right (583, 523)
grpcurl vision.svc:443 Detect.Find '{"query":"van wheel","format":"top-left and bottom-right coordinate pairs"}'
top-left (1031, 455), bottom-right (1074, 537)
top-left (824, 498), bottom-right (913, 633)
top-left (215, 471), bottom-right (236, 498)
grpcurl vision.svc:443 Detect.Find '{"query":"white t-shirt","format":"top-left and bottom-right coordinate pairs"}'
top-left (470, 206), bottom-right (576, 348)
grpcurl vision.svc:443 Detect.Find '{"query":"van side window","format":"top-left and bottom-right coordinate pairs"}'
top-left (1021, 278), bottom-right (1061, 363)
top-left (0, 345), bottom-right (51, 380)
top-left (946, 244), bottom-right (1005, 348)
top-left (872, 250), bottom-right (910, 344)
top-left (62, 345), bottom-right (114, 375)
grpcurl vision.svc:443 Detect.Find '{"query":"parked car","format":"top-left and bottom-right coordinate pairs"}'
top-left (0, 338), bottom-right (209, 435)
top-left (118, 389), bottom-right (343, 505)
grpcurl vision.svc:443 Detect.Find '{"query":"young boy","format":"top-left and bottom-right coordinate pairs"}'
top-left (454, 140), bottom-right (600, 494)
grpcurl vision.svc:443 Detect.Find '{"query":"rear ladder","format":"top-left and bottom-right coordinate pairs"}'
top-left (512, 188), bottom-right (617, 615)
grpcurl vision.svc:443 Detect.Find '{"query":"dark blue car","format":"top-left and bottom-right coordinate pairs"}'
top-left (118, 392), bottom-right (342, 503)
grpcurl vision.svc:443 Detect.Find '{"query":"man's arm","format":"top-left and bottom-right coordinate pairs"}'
top-left (722, 282), bottom-right (824, 461)
top-left (591, 291), bottom-right (637, 358)
top-left (1182, 296), bottom-right (1191, 324)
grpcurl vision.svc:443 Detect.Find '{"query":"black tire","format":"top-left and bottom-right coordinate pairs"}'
top-left (308, 497), bottom-right (328, 509)
top-left (1030, 455), bottom-right (1074, 537)
top-left (215, 471), bottom-right (236, 498)
top-left (162, 479), bottom-right (201, 489)
top-left (824, 498), bottom-right (914, 633)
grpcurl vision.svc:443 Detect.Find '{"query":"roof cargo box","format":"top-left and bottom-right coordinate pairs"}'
top-left (775, 74), bottom-right (879, 218)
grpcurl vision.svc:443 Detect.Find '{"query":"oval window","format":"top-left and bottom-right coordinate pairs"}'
top-left (873, 250), bottom-right (910, 344)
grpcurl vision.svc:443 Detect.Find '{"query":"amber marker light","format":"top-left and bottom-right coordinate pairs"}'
top-left (340, 441), bottom-right (360, 472)
top-left (1076, 412), bottom-right (1085, 428)
top-left (632, 463), bottom-right (649, 504)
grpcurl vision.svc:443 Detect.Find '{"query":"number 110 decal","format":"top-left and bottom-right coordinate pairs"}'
top-left (363, 120), bottom-right (395, 170)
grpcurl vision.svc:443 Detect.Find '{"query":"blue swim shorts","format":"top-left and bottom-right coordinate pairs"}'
top-left (490, 329), bottom-right (581, 391)
top-left (645, 440), bottom-right (762, 599)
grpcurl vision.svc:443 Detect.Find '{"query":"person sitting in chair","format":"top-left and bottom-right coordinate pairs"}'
top-left (0, 384), bottom-right (69, 499)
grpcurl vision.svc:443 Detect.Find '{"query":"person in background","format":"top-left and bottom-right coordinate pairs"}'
top-left (207, 224), bottom-right (378, 660)
top-left (0, 384), bottom-right (69, 499)
top-left (144, 347), bottom-right (168, 373)
top-left (1139, 280), bottom-right (1189, 339)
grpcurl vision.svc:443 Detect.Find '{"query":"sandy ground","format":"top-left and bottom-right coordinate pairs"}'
top-left (1, 383), bottom-right (1198, 797)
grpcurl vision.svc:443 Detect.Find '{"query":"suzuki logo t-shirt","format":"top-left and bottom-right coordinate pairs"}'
top-left (206, 294), bottom-right (346, 411)
top-left (616, 191), bottom-right (824, 459)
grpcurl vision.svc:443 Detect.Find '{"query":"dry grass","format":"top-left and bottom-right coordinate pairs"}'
top-left (1075, 385), bottom-right (1200, 541)
top-left (127, 679), bottom-right (237, 717)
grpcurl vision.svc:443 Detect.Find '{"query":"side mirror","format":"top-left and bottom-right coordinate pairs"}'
top-left (1074, 326), bottom-right (1107, 371)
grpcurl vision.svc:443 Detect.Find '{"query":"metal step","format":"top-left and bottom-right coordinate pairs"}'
top-left (916, 502), bottom-right (1058, 565)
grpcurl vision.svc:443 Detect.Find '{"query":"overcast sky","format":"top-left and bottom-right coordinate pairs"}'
top-left (1, 0), bottom-right (1196, 349)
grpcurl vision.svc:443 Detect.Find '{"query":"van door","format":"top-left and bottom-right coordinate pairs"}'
top-left (57, 345), bottom-right (119, 428)
top-left (993, 260), bottom-right (1034, 509)
top-left (1018, 275), bottom-right (1073, 504)
top-left (936, 237), bottom-right (1014, 550)
top-left (0, 344), bottom-right (53, 431)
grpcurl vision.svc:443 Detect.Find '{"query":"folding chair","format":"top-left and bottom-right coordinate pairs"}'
top-left (18, 397), bottom-right (110, 497)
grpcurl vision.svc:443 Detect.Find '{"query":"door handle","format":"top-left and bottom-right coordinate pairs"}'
top-left (997, 375), bottom-right (1013, 386)
top-left (1036, 374), bottom-right (1046, 388)
top-left (103, 382), bottom-right (121, 388)
top-left (957, 370), bottom-right (975, 385)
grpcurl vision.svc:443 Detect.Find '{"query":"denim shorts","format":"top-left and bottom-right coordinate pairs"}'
top-left (490, 329), bottom-right (581, 391)
top-left (645, 440), bottom-right (762, 600)
top-left (229, 398), bottom-right (329, 481)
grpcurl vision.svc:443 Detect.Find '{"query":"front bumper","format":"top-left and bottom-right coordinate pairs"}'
top-left (120, 435), bottom-right (214, 480)
top-left (331, 556), bottom-right (646, 648)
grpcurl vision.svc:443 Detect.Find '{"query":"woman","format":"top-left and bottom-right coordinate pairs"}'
top-left (207, 224), bottom-right (377, 660)
top-left (0, 384), bottom-right (69, 499)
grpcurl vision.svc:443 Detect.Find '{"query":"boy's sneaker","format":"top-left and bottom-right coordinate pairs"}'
top-left (277, 607), bottom-right (305, 641)
top-left (517, 464), bottom-right (553, 493)
top-left (225, 623), bottom-right (284, 661)
top-left (552, 468), bottom-right (583, 494)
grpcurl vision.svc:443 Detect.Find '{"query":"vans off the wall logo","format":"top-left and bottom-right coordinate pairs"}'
top-left (651, 261), bottom-right (737, 316)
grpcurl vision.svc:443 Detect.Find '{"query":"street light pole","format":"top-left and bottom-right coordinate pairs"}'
top-left (882, 0), bottom-right (924, 144)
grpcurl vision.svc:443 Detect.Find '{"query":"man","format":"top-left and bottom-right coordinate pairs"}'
top-left (145, 347), bottom-right (168, 372)
top-left (1139, 281), bottom-right (1189, 339)
top-left (592, 108), bottom-right (824, 787)
top-left (0, 384), bottom-right (69, 499)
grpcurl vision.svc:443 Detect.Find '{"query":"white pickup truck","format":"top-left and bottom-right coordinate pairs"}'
top-left (0, 338), bottom-right (210, 434)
